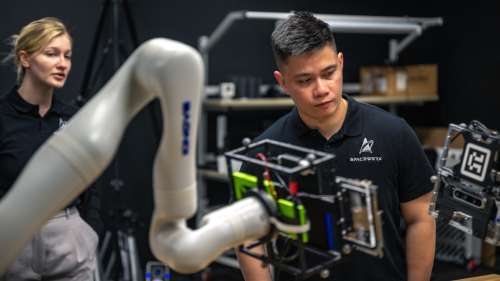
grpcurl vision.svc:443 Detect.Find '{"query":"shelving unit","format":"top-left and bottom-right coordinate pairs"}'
top-left (198, 168), bottom-right (230, 182)
top-left (198, 11), bottom-right (443, 70)
top-left (197, 10), bottom-right (443, 167)
top-left (198, 95), bottom-right (439, 182)
top-left (199, 93), bottom-right (439, 168)
top-left (200, 94), bottom-right (438, 170)
top-left (203, 95), bottom-right (438, 111)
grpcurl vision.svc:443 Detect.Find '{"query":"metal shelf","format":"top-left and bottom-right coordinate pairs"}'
top-left (203, 95), bottom-right (438, 111)
top-left (198, 169), bottom-right (230, 182)
top-left (199, 11), bottom-right (443, 66)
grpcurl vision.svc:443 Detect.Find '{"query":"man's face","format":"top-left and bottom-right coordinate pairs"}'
top-left (21, 34), bottom-right (72, 89)
top-left (274, 44), bottom-right (344, 123)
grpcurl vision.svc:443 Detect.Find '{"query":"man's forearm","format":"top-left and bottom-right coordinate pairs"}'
top-left (236, 244), bottom-right (272, 281)
top-left (405, 220), bottom-right (436, 281)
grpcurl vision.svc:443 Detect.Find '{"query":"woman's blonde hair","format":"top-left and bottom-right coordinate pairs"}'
top-left (3, 17), bottom-right (72, 84)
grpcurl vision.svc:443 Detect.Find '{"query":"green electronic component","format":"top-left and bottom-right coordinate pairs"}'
top-left (232, 172), bottom-right (275, 200)
top-left (232, 172), bottom-right (308, 242)
top-left (277, 199), bottom-right (309, 243)
top-left (232, 172), bottom-right (258, 200)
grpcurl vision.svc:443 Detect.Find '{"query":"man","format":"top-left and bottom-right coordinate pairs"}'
top-left (237, 11), bottom-right (435, 281)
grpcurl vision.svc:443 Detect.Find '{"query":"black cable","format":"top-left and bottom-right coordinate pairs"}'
top-left (272, 238), bottom-right (293, 281)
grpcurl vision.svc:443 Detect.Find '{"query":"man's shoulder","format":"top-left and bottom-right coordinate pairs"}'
top-left (254, 110), bottom-right (295, 142)
top-left (355, 100), bottom-right (408, 133)
top-left (357, 101), bottom-right (403, 124)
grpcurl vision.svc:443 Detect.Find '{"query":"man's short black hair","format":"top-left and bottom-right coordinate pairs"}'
top-left (271, 11), bottom-right (337, 67)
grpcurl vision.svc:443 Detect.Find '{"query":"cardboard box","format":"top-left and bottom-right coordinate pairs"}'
top-left (406, 64), bottom-right (438, 97)
top-left (415, 127), bottom-right (464, 149)
top-left (481, 242), bottom-right (497, 268)
top-left (360, 66), bottom-right (407, 96)
top-left (360, 64), bottom-right (438, 97)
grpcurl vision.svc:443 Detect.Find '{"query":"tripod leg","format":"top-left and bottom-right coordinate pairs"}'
top-left (93, 253), bottom-right (104, 281)
top-left (126, 234), bottom-right (142, 281)
top-left (122, 0), bottom-right (140, 47)
top-left (104, 251), bottom-right (116, 281)
top-left (84, 39), bottom-right (112, 96)
top-left (118, 230), bottom-right (132, 281)
top-left (111, 0), bottom-right (121, 70)
top-left (121, 0), bottom-right (163, 142)
top-left (79, 0), bottom-right (112, 103)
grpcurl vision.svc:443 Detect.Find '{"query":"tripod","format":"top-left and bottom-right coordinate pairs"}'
top-left (77, 0), bottom-right (161, 138)
top-left (78, 0), bottom-right (139, 102)
top-left (98, 180), bottom-right (143, 281)
top-left (77, 1), bottom-right (156, 280)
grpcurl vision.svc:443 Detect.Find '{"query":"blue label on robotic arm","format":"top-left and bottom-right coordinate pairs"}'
top-left (182, 101), bottom-right (191, 155)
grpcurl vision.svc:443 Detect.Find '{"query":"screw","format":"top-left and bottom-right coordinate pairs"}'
top-left (430, 175), bottom-right (439, 183)
top-left (320, 269), bottom-right (330, 279)
top-left (242, 138), bottom-right (251, 146)
top-left (342, 244), bottom-right (352, 255)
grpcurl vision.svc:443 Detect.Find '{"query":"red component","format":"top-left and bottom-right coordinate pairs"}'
top-left (466, 259), bottom-right (477, 272)
top-left (289, 181), bottom-right (298, 195)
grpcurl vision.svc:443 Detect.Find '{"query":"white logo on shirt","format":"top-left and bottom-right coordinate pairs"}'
top-left (359, 137), bottom-right (374, 154)
top-left (350, 137), bottom-right (382, 162)
top-left (58, 118), bottom-right (68, 129)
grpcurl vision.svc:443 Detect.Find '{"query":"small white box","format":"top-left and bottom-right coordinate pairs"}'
top-left (220, 82), bottom-right (236, 99)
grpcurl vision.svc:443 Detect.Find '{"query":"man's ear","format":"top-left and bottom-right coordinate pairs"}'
top-left (273, 70), bottom-right (285, 87)
top-left (273, 70), bottom-right (289, 96)
top-left (337, 51), bottom-right (344, 69)
top-left (19, 51), bottom-right (30, 68)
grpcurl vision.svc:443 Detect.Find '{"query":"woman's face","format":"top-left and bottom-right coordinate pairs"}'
top-left (21, 33), bottom-right (72, 89)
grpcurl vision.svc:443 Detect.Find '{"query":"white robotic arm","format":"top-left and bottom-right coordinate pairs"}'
top-left (0, 38), bottom-right (272, 274)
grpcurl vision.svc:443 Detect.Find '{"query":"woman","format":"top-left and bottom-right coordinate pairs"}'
top-left (0, 17), bottom-right (99, 280)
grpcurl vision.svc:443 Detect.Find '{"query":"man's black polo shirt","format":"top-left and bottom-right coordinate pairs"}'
top-left (0, 87), bottom-right (76, 200)
top-left (253, 94), bottom-right (434, 281)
